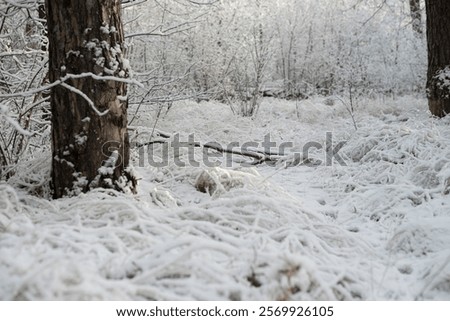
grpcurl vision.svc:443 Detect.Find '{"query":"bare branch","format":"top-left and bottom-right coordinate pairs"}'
top-left (122, 0), bottom-right (148, 9)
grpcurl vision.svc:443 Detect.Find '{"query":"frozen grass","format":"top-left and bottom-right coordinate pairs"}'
top-left (1, 95), bottom-right (450, 300)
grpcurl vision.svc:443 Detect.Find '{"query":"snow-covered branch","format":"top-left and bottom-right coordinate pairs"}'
top-left (0, 72), bottom-right (144, 100)
top-left (59, 82), bottom-right (108, 117)
top-left (0, 103), bottom-right (32, 136)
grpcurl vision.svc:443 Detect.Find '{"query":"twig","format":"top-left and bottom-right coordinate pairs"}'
top-left (334, 94), bottom-right (358, 131)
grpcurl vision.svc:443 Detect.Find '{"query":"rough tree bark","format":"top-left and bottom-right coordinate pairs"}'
top-left (45, 0), bottom-right (136, 198)
top-left (425, 0), bottom-right (450, 117)
top-left (409, 0), bottom-right (422, 35)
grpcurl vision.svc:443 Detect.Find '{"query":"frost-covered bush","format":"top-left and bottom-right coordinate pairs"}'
top-left (0, 2), bottom-right (50, 181)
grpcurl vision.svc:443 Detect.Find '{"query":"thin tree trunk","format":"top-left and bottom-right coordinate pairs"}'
top-left (425, 0), bottom-right (450, 117)
top-left (409, 0), bottom-right (423, 35)
top-left (45, 0), bottom-right (136, 198)
top-left (37, 4), bottom-right (48, 54)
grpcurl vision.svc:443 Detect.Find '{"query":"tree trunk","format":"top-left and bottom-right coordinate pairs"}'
top-left (45, 0), bottom-right (136, 198)
top-left (38, 4), bottom-right (47, 52)
top-left (425, 0), bottom-right (450, 117)
top-left (409, 0), bottom-right (422, 35)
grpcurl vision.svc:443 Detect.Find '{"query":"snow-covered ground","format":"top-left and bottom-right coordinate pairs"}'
top-left (1, 96), bottom-right (450, 300)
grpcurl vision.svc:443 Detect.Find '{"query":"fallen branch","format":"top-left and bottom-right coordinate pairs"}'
top-left (132, 133), bottom-right (318, 166)
top-left (201, 141), bottom-right (276, 164)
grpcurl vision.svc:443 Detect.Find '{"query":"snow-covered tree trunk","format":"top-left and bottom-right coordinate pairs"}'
top-left (409, 0), bottom-right (422, 35)
top-left (45, 0), bottom-right (136, 198)
top-left (425, 0), bottom-right (450, 117)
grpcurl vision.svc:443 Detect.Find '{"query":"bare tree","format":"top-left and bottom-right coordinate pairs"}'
top-left (45, 0), bottom-right (136, 198)
top-left (425, 0), bottom-right (450, 117)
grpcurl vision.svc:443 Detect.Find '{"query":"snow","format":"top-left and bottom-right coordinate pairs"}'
top-left (65, 50), bottom-right (80, 58)
top-left (436, 66), bottom-right (450, 94)
top-left (100, 25), bottom-right (110, 35)
top-left (85, 41), bottom-right (98, 51)
top-left (1, 96), bottom-right (450, 300)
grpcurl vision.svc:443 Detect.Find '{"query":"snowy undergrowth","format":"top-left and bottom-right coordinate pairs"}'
top-left (0, 179), bottom-right (370, 300)
top-left (316, 100), bottom-right (450, 300)
top-left (1, 96), bottom-right (450, 300)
